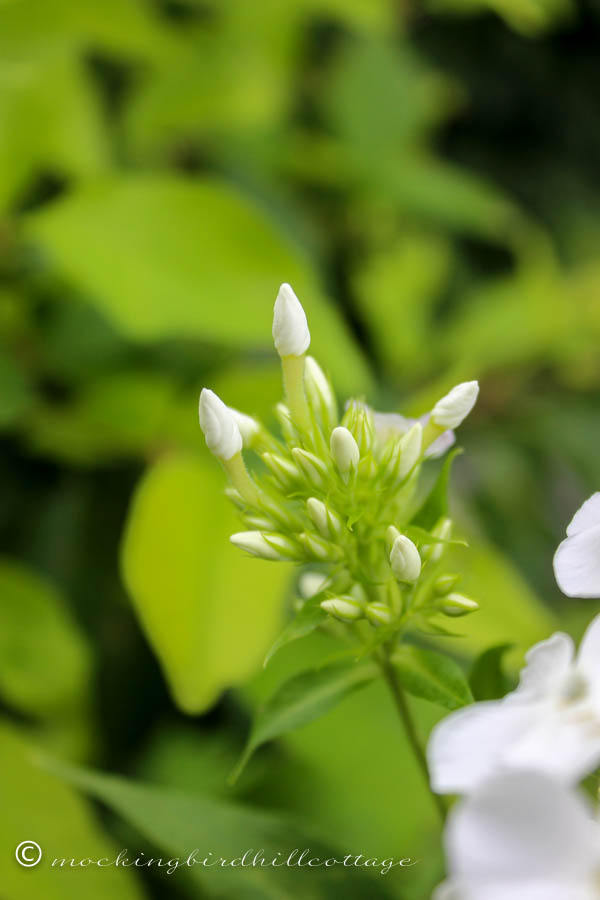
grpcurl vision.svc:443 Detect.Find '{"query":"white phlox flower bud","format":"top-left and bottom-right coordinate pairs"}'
top-left (330, 426), bottom-right (360, 480)
top-left (199, 388), bottom-right (243, 460)
top-left (390, 534), bottom-right (422, 583)
top-left (320, 596), bottom-right (364, 621)
top-left (230, 531), bottom-right (300, 561)
top-left (306, 497), bottom-right (343, 539)
top-left (272, 283), bottom-right (311, 358)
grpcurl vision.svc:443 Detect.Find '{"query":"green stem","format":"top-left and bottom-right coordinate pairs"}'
top-left (378, 650), bottom-right (447, 826)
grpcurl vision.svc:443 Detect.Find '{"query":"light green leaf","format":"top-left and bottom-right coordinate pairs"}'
top-left (47, 755), bottom-right (397, 900)
top-left (121, 452), bottom-right (290, 714)
top-left (392, 645), bottom-right (473, 710)
top-left (0, 720), bottom-right (144, 900)
top-left (0, 349), bottom-right (33, 427)
top-left (233, 659), bottom-right (377, 781)
top-left (25, 175), bottom-right (371, 394)
top-left (0, 560), bottom-right (92, 718)
top-left (412, 448), bottom-right (463, 531)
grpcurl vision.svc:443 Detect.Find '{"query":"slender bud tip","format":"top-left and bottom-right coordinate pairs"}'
top-left (272, 283), bottom-right (311, 358)
top-left (431, 381), bottom-right (479, 430)
top-left (199, 388), bottom-right (243, 460)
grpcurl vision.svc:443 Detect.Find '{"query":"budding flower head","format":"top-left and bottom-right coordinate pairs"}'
top-left (438, 592), bottom-right (479, 617)
top-left (199, 388), bottom-right (243, 460)
top-left (390, 534), bottom-right (422, 583)
top-left (272, 283), bottom-right (311, 358)
top-left (431, 381), bottom-right (479, 430)
top-left (343, 401), bottom-right (374, 455)
top-left (330, 426), bottom-right (360, 479)
top-left (320, 595), bottom-right (363, 621)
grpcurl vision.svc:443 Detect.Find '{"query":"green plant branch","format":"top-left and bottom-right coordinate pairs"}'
top-left (378, 649), bottom-right (447, 826)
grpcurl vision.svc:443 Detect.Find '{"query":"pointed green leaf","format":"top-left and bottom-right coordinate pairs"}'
top-left (392, 645), bottom-right (473, 711)
top-left (233, 659), bottom-right (378, 781)
top-left (46, 756), bottom-right (397, 900)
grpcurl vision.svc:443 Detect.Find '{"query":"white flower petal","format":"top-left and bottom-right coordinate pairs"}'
top-left (566, 492), bottom-right (600, 536)
top-left (512, 632), bottom-right (574, 702)
top-left (443, 772), bottom-right (600, 884)
top-left (503, 709), bottom-right (600, 784)
top-left (426, 428), bottom-right (456, 458)
top-left (435, 879), bottom-right (598, 900)
top-left (577, 613), bottom-right (600, 677)
top-left (427, 701), bottom-right (532, 794)
top-left (554, 523), bottom-right (600, 598)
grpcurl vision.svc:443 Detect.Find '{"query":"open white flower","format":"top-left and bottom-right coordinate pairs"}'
top-left (428, 614), bottom-right (600, 794)
top-left (554, 493), bottom-right (600, 598)
top-left (435, 771), bottom-right (600, 900)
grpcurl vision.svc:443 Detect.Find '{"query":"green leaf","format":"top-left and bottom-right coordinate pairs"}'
top-left (233, 659), bottom-right (377, 781)
top-left (412, 448), bottom-right (463, 531)
top-left (469, 643), bottom-right (514, 701)
top-left (0, 720), bottom-right (144, 900)
top-left (46, 755), bottom-right (397, 900)
top-left (0, 349), bottom-right (33, 428)
top-left (25, 175), bottom-right (371, 394)
top-left (121, 452), bottom-right (290, 714)
top-left (264, 597), bottom-right (327, 667)
top-left (392, 645), bottom-right (473, 711)
top-left (0, 560), bottom-right (92, 718)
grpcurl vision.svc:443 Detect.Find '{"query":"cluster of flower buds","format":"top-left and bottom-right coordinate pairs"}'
top-left (199, 283), bottom-right (479, 635)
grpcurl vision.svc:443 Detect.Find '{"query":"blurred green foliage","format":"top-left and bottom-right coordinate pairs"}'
top-left (1, 0), bottom-right (600, 898)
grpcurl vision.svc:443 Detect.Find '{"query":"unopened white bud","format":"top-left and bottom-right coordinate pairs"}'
top-left (230, 531), bottom-right (299, 561)
top-left (425, 517), bottom-right (453, 563)
top-left (262, 452), bottom-right (300, 489)
top-left (229, 408), bottom-right (261, 448)
top-left (433, 573), bottom-right (461, 596)
top-left (298, 531), bottom-right (343, 562)
top-left (390, 535), bottom-right (422, 583)
top-left (299, 571), bottom-right (328, 599)
top-left (343, 401), bottom-right (374, 455)
top-left (330, 426), bottom-right (360, 480)
top-left (386, 525), bottom-right (401, 548)
top-left (431, 381), bottom-right (479, 429)
top-left (306, 497), bottom-right (343, 539)
top-left (304, 356), bottom-right (337, 424)
top-left (225, 486), bottom-right (245, 509)
top-left (199, 388), bottom-right (242, 460)
top-left (439, 592), bottom-right (479, 617)
top-left (365, 602), bottom-right (393, 626)
top-left (272, 283), bottom-right (311, 357)
top-left (320, 596), bottom-right (363, 621)
top-left (292, 447), bottom-right (329, 489)
top-left (384, 422), bottom-right (423, 483)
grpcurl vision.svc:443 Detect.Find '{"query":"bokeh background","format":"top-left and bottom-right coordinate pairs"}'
top-left (1, 0), bottom-right (600, 898)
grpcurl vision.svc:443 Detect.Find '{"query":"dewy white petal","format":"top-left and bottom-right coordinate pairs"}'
top-left (437, 772), bottom-right (600, 899)
top-left (272, 283), bottom-right (311, 357)
top-left (566, 492), bottom-right (600, 537)
top-left (431, 381), bottom-right (479, 429)
top-left (428, 701), bottom-right (532, 794)
top-left (199, 388), bottom-right (243, 460)
top-left (554, 523), bottom-right (600, 598)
